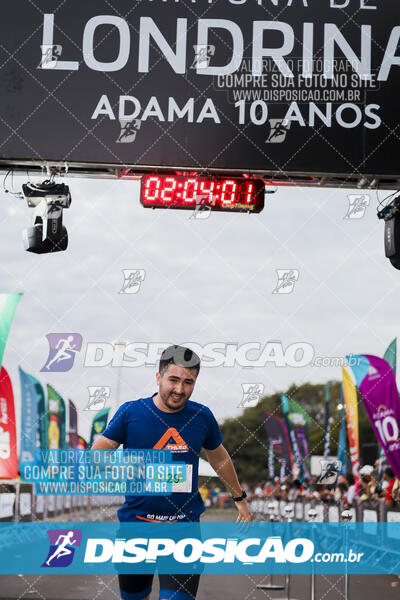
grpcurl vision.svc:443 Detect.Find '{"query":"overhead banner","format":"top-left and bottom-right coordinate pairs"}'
top-left (68, 400), bottom-right (78, 449)
top-left (89, 408), bottom-right (110, 447)
top-left (47, 385), bottom-right (66, 450)
top-left (0, 3), bottom-right (399, 177)
top-left (0, 294), bottom-right (21, 369)
top-left (349, 354), bottom-right (400, 480)
top-left (30, 375), bottom-right (47, 450)
top-left (18, 367), bottom-right (39, 467)
top-left (262, 412), bottom-right (292, 478)
top-left (0, 367), bottom-right (18, 479)
top-left (341, 368), bottom-right (360, 491)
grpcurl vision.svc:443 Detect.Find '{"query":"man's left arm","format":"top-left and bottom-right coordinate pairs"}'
top-left (203, 444), bottom-right (253, 522)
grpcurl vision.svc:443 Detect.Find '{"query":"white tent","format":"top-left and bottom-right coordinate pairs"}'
top-left (198, 457), bottom-right (218, 478)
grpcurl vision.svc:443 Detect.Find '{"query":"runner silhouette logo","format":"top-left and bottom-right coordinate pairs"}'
top-left (41, 333), bottom-right (83, 372)
top-left (42, 529), bottom-right (82, 567)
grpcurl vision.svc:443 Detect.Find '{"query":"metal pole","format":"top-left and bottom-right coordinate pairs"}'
top-left (308, 509), bottom-right (317, 600)
top-left (341, 510), bottom-right (353, 600)
top-left (256, 503), bottom-right (285, 592)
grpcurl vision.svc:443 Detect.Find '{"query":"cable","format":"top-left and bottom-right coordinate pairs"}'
top-left (376, 188), bottom-right (400, 212)
top-left (2, 168), bottom-right (23, 199)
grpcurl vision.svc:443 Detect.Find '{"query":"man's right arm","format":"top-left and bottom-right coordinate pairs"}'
top-left (91, 436), bottom-right (120, 450)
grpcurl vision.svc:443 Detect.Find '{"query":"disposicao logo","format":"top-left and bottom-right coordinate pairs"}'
top-left (83, 536), bottom-right (314, 565)
top-left (42, 529), bottom-right (82, 567)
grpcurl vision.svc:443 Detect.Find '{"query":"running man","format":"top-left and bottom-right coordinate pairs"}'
top-left (45, 335), bottom-right (76, 370)
top-left (92, 344), bottom-right (252, 600)
top-left (45, 531), bottom-right (77, 566)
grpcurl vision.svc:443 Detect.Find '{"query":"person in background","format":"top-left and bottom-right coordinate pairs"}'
top-left (253, 481), bottom-right (264, 498)
top-left (288, 479), bottom-right (302, 501)
top-left (381, 467), bottom-right (396, 508)
top-left (357, 465), bottom-right (381, 506)
top-left (263, 480), bottom-right (273, 497)
top-left (346, 473), bottom-right (357, 507)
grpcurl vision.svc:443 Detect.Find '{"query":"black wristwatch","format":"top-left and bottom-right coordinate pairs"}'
top-left (231, 489), bottom-right (247, 502)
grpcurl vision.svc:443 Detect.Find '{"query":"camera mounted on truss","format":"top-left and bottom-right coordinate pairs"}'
top-left (22, 178), bottom-right (71, 254)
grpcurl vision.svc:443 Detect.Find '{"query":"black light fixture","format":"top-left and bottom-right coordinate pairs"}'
top-left (22, 179), bottom-right (71, 254)
top-left (378, 193), bottom-right (400, 269)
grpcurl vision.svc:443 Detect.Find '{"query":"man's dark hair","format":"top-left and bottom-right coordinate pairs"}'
top-left (384, 467), bottom-right (395, 479)
top-left (159, 345), bottom-right (201, 376)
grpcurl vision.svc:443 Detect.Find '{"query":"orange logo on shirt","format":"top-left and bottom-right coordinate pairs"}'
top-left (153, 427), bottom-right (189, 452)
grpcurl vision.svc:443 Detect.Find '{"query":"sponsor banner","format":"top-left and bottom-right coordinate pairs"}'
top-left (68, 400), bottom-right (78, 449)
top-left (262, 413), bottom-right (292, 478)
top-left (349, 354), bottom-right (400, 480)
top-left (323, 383), bottom-right (330, 460)
top-left (0, 522), bottom-right (399, 575)
top-left (18, 367), bottom-right (39, 469)
top-left (281, 394), bottom-right (311, 476)
top-left (337, 386), bottom-right (347, 475)
top-left (20, 449), bottom-right (181, 496)
top-left (29, 375), bottom-right (47, 450)
top-left (47, 385), bottom-right (66, 450)
top-left (383, 339), bottom-right (397, 374)
top-left (342, 368), bottom-right (360, 491)
top-left (0, 367), bottom-right (18, 479)
top-left (281, 395), bottom-right (310, 479)
top-left (0, 293), bottom-right (21, 369)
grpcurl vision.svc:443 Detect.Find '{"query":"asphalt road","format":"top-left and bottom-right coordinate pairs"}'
top-left (0, 508), bottom-right (398, 599)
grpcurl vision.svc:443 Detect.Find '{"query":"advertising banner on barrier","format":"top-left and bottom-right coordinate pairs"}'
top-left (0, 367), bottom-right (18, 479)
top-left (0, 3), bottom-right (399, 178)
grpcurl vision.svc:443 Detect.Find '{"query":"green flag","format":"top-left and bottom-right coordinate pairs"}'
top-left (29, 375), bottom-right (48, 449)
top-left (0, 293), bottom-right (22, 367)
top-left (47, 384), bottom-right (66, 449)
top-left (384, 338), bottom-right (397, 374)
top-left (90, 408), bottom-right (110, 446)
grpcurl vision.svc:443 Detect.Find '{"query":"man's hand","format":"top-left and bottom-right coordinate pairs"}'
top-left (235, 500), bottom-right (253, 522)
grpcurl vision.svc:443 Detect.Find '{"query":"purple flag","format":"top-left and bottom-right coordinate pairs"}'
top-left (349, 354), bottom-right (400, 479)
top-left (263, 413), bottom-right (293, 478)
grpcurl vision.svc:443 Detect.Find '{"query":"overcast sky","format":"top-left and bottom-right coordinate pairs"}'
top-left (1, 174), bottom-right (399, 443)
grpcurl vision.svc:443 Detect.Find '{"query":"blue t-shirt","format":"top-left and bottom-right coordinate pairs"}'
top-left (102, 394), bottom-right (223, 522)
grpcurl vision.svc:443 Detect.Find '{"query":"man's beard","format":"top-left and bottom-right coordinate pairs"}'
top-left (161, 392), bottom-right (188, 411)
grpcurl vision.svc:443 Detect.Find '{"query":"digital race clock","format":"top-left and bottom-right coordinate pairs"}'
top-left (140, 175), bottom-right (265, 213)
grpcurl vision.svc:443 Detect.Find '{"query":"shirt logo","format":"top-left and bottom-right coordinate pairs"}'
top-left (153, 427), bottom-right (189, 453)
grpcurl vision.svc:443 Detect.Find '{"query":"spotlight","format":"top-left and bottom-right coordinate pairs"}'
top-left (378, 193), bottom-right (400, 269)
top-left (22, 180), bottom-right (71, 254)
